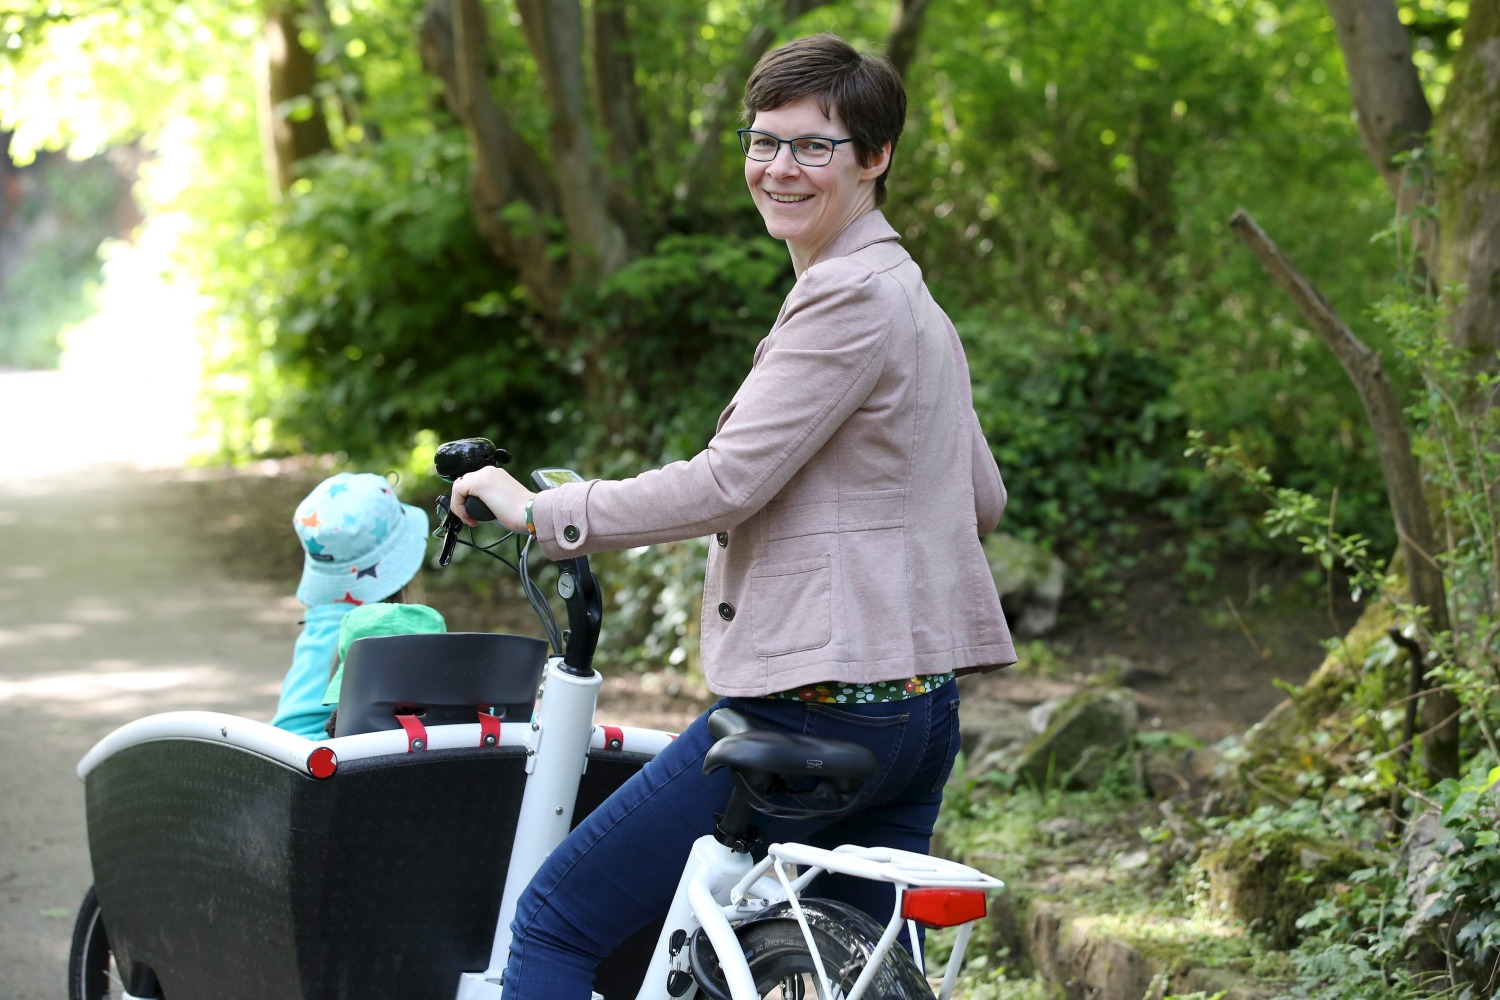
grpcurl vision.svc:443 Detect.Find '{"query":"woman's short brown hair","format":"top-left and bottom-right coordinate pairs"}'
top-left (743, 33), bottom-right (906, 206)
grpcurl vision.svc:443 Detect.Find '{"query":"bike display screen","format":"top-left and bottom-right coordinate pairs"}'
top-left (533, 468), bottom-right (585, 490)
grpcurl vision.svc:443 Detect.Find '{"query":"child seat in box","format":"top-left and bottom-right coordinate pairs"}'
top-left (333, 631), bottom-right (549, 737)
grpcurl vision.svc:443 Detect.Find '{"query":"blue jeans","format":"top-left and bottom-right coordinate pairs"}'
top-left (502, 681), bottom-right (961, 999)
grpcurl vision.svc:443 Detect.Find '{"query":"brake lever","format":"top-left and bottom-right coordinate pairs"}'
top-left (434, 496), bottom-right (464, 567)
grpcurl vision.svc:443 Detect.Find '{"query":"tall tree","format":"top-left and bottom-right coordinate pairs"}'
top-left (255, 2), bottom-right (336, 198)
top-left (418, 0), bottom-right (915, 323)
top-left (1324, 0), bottom-right (1500, 781)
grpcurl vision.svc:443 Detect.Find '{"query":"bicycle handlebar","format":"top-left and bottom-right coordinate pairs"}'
top-left (433, 436), bottom-right (600, 678)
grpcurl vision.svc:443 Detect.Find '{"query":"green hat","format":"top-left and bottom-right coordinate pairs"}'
top-left (322, 602), bottom-right (447, 706)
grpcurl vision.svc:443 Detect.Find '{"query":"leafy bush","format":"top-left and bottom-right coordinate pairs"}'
top-left (204, 131), bottom-right (572, 465)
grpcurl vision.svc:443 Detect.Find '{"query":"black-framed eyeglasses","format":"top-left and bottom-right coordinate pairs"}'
top-left (736, 129), bottom-right (854, 167)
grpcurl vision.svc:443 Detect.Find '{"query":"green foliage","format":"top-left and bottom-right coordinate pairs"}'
top-left (891, 0), bottom-right (1399, 581)
top-left (1381, 280), bottom-right (1500, 755)
top-left (203, 131), bottom-right (571, 462)
top-left (1282, 765), bottom-right (1500, 999)
top-left (0, 154), bottom-right (124, 368)
top-left (575, 231), bottom-right (792, 467)
top-left (1423, 763), bottom-right (1500, 995)
top-left (962, 308), bottom-right (1190, 587)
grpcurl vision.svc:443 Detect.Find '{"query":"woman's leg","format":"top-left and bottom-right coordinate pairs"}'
top-left (500, 706), bottom-right (732, 1000)
top-left (500, 683), bottom-right (960, 999)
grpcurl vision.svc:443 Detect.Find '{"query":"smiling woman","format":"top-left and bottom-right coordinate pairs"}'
top-left (450, 33), bottom-right (1014, 999)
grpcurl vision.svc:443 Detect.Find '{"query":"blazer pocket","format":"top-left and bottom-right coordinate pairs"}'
top-left (748, 555), bottom-right (832, 657)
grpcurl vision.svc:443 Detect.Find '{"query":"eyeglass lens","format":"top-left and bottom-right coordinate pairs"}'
top-left (739, 131), bottom-right (838, 167)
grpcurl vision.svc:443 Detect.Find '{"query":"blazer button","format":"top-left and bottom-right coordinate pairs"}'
top-left (563, 524), bottom-right (580, 542)
top-left (717, 602), bottom-right (735, 621)
top-left (716, 532), bottom-right (729, 547)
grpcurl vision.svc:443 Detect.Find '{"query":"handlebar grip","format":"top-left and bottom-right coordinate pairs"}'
top-left (464, 496), bottom-right (497, 522)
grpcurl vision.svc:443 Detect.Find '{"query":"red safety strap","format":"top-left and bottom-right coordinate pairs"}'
top-left (396, 714), bottom-right (428, 752)
top-left (601, 725), bottom-right (624, 751)
top-left (478, 712), bottom-right (502, 747)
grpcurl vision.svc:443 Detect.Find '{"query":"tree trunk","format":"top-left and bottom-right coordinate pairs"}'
top-left (514, 0), bottom-right (629, 280)
top-left (305, 0), bottom-right (382, 144)
top-left (589, 0), bottom-right (647, 226)
top-left (1322, 0), bottom-right (1500, 781)
top-left (1326, 0), bottom-right (1437, 268)
top-left (420, 0), bottom-right (568, 318)
top-left (254, 3), bottom-right (335, 199)
top-left (1434, 0), bottom-right (1500, 372)
top-left (886, 0), bottom-right (931, 79)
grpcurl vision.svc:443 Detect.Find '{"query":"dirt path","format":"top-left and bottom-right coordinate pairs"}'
top-left (0, 363), bottom-right (291, 998)
top-left (0, 473), bottom-right (297, 999)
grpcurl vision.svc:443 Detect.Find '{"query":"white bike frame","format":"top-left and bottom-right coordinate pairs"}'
top-left (450, 651), bottom-right (1003, 1000)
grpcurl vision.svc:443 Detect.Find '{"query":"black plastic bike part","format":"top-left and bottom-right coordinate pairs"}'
top-left (434, 437), bottom-right (511, 482)
top-left (434, 495), bottom-right (464, 567)
top-left (465, 495), bottom-right (496, 521)
top-left (703, 731), bottom-right (877, 822)
top-left (703, 731), bottom-right (878, 783)
top-left (666, 968), bottom-right (694, 997)
top-left (82, 735), bottom-right (660, 999)
top-left (711, 793), bottom-right (764, 854)
top-left (555, 555), bottom-right (601, 677)
top-left (689, 898), bottom-right (931, 1000)
top-left (333, 632), bottom-right (548, 738)
top-left (707, 707), bottom-right (754, 741)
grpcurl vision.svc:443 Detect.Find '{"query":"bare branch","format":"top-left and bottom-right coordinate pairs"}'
top-left (1230, 207), bottom-right (1458, 780)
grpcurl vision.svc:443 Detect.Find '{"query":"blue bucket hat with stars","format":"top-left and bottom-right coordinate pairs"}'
top-left (293, 473), bottom-right (430, 607)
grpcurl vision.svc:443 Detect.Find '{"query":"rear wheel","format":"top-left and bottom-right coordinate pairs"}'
top-left (699, 899), bottom-right (932, 1000)
top-left (68, 885), bottom-right (120, 1000)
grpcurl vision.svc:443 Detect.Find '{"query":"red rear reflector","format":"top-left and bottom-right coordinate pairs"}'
top-left (307, 746), bottom-right (338, 779)
top-left (900, 888), bottom-right (987, 928)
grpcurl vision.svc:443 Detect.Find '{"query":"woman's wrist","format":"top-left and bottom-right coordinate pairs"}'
top-left (524, 497), bottom-right (537, 537)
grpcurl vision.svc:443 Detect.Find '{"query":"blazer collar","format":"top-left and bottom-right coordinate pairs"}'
top-left (812, 210), bottom-right (902, 267)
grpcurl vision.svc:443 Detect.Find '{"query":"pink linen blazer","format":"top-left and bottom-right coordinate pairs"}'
top-left (533, 210), bottom-right (1015, 696)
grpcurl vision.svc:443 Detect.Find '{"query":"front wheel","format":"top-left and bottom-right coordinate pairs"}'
top-left (696, 899), bottom-right (932, 1000)
top-left (68, 885), bottom-right (118, 1000)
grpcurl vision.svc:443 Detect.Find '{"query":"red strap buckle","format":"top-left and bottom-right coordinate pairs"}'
top-left (478, 712), bottom-right (502, 747)
top-left (396, 714), bottom-right (428, 752)
top-left (601, 725), bottom-right (624, 751)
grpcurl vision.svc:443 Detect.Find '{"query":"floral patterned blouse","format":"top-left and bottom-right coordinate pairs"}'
top-left (768, 672), bottom-right (955, 704)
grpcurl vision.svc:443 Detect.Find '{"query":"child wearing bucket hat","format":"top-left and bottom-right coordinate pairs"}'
top-left (269, 472), bottom-right (431, 739)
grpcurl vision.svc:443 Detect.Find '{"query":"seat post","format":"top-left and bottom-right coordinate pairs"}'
top-left (713, 775), bottom-right (761, 853)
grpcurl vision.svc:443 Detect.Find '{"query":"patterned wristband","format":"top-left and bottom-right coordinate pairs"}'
top-left (524, 499), bottom-right (536, 537)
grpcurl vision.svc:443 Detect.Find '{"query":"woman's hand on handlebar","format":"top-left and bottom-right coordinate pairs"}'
top-left (451, 466), bottom-right (535, 533)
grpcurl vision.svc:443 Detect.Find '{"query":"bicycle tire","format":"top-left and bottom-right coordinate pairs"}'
top-left (67, 884), bottom-right (118, 1000)
top-left (694, 899), bottom-right (932, 1000)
